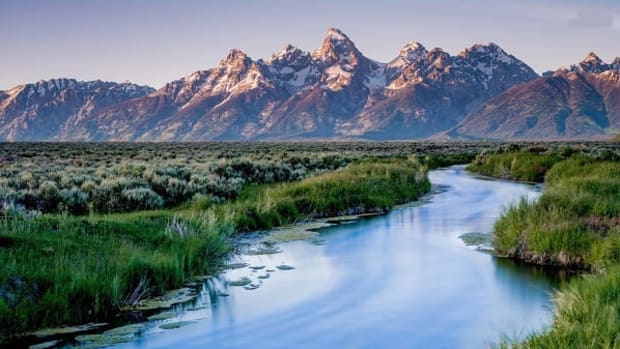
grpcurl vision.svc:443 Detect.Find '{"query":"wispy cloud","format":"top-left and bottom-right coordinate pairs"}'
top-left (568, 8), bottom-right (614, 28)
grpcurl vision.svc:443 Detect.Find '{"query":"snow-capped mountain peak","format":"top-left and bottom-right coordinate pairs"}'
top-left (388, 41), bottom-right (427, 68)
top-left (312, 27), bottom-right (361, 64)
top-left (400, 41), bottom-right (426, 57)
top-left (326, 27), bottom-right (349, 41)
top-left (582, 52), bottom-right (603, 64)
top-left (559, 52), bottom-right (617, 74)
top-left (220, 49), bottom-right (251, 67)
top-left (576, 52), bottom-right (608, 73)
top-left (0, 29), bottom-right (553, 142)
top-left (264, 44), bottom-right (314, 90)
top-left (459, 43), bottom-right (515, 64)
top-left (268, 44), bottom-right (306, 63)
top-left (455, 42), bottom-right (534, 84)
top-left (267, 44), bottom-right (311, 68)
top-left (0, 79), bottom-right (154, 141)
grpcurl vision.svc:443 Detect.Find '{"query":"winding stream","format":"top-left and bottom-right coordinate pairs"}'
top-left (106, 165), bottom-right (563, 349)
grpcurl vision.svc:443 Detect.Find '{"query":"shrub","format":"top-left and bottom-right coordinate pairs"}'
top-left (60, 187), bottom-right (89, 215)
top-left (39, 181), bottom-right (61, 213)
top-left (80, 180), bottom-right (97, 193)
top-left (121, 188), bottom-right (164, 211)
top-left (92, 178), bottom-right (149, 212)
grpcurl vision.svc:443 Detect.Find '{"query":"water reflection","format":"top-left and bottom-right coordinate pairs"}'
top-left (105, 165), bottom-right (563, 349)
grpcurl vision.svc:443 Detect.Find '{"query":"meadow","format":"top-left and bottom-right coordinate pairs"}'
top-left (0, 141), bottom-right (618, 343)
top-left (0, 141), bottom-right (476, 340)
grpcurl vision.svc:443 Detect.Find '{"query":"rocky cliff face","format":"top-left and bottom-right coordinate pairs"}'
top-left (0, 28), bottom-right (554, 141)
top-left (342, 42), bottom-right (538, 139)
top-left (0, 79), bottom-right (154, 141)
top-left (450, 53), bottom-right (620, 140)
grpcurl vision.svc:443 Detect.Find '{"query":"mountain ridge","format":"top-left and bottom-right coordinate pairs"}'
top-left (0, 28), bottom-right (616, 141)
top-left (448, 52), bottom-right (620, 140)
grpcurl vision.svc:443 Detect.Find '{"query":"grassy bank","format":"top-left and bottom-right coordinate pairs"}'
top-left (469, 152), bottom-right (620, 270)
top-left (0, 157), bottom-right (429, 341)
top-left (470, 150), bottom-right (620, 348)
top-left (0, 212), bottom-right (231, 337)
top-left (500, 264), bottom-right (620, 349)
top-left (467, 149), bottom-right (564, 182)
top-left (213, 157), bottom-right (431, 232)
top-left (496, 157), bottom-right (620, 270)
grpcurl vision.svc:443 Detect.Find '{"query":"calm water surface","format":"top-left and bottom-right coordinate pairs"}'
top-left (111, 166), bottom-right (562, 349)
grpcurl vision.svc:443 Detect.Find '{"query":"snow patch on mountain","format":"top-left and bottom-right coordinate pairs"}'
top-left (288, 66), bottom-right (313, 87)
top-left (364, 62), bottom-right (387, 90)
top-left (388, 41), bottom-right (427, 68)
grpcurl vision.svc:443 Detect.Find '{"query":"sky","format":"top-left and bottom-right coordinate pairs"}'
top-left (1, 0), bottom-right (619, 90)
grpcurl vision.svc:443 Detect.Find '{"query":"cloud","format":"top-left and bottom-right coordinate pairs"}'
top-left (568, 8), bottom-right (614, 28)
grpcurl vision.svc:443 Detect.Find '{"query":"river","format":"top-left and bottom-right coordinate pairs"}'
top-left (107, 165), bottom-right (562, 349)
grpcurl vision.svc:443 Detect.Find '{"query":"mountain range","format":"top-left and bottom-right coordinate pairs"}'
top-left (1, 28), bottom-right (618, 141)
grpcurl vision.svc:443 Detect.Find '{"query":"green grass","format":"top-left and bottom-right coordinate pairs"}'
top-left (0, 212), bottom-right (231, 337)
top-left (499, 265), bottom-right (620, 349)
top-left (492, 156), bottom-right (620, 270)
top-left (477, 151), bottom-right (620, 348)
top-left (0, 157), bottom-right (430, 341)
top-left (207, 157), bottom-right (431, 232)
top-left (467, 150), bottom-right (563, 182)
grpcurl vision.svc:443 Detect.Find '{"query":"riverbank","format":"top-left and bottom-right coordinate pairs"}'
top-left (0, 157), bottom-right (431, 342)
top-left (86, 165), bottom-right (561, 349)
top-left (468, 149), bottom-right (620, 348)
top-left (468, 151), bottom-right (620, 270)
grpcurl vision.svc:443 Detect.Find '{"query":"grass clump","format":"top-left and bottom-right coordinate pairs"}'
top-left (0, 212), bottom-right (231, 338)
top-left (487, 152), bottom-right (620, 348)
top-left (216, 158), bottom-right (431, 232)
top-left (467, 150), bottom-right (563, 182)
top-left (493, 157), bottom-right (620, 270)
top-left (499, 265), bottom-right (620, 349)
top-left (422, 152), bottom-right (478, 169)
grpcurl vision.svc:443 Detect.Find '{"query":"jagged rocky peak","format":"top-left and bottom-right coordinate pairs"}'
top-left (162, 70), bottom-right (211, 103)
top-left (427, 47), bottom-right (453, 69)
top-left (559, 52), bottom-right (618, 74)
top-left (270, 44), bottom-right (306, 59)
top-left (5, 78), bottom-right (154, 101)
top-left (456, 42), bottom-right (537, 85)
top-left (267, 44), bottom-right (311, 70)
top-left (577, 52), bottom-right (608, 73)
top-left (219, 48), bottom-right (253, 68)
top-left (400, 41), bottom-right (427, 58)
top-left (16, 78), bottom-right (79, 98)
top-left (34, 78), bottom-right (77, 90)
top-left (582, 52), bottom-right (603, 64)
top-left (458, 42), bottom-right (517, 66)
top-left (389, 41), bottom-right (427, 67)
top-left (313, 27), bottom-right (363, 65)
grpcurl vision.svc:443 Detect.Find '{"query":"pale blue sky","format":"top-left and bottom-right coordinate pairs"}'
top-left (1, 0), bottom-right (618, 90)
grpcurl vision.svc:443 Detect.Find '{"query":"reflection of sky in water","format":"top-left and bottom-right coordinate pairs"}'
top-left (111, 166), bottom-right (560, 349)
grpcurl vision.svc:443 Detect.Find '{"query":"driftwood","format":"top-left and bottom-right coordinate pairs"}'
top-left (121, 278), bottom-right (149, 307)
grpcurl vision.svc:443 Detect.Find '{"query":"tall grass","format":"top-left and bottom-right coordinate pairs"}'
top-left (0, 211), bottom-right (231, 336)
top-left (206, 157), bottom-right (431, 232)
top-left (0, 157), bottom-right (430, 340)
top-left (482, 152), bottom-right (620, 348)
top-left (499, 265), bottom-right (620, 349)
top-left (493, 157), bottom-right (620, 270)
top-left (467, 150), bottom-right (563, 182)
